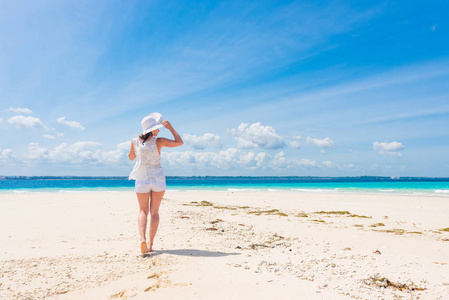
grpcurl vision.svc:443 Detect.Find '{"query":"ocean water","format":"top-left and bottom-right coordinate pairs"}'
top-left (1, 176), bottom-right (449, 195)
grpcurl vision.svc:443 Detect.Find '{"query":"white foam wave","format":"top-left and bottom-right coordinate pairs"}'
top-left (290, 188), bottom-right (338, 192)
top-left (227, 188), bottom-right (263, 192)
top-left (434, 189), bottom-right (449, 194)
top-left (13, 190), bottom-right (28, 194)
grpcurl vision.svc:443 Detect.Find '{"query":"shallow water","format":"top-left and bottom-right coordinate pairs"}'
top-left (1, 176), bottom-right (449, 196)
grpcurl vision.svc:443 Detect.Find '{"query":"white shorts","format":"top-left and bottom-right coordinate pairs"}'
top-left (135, 177), bottom-right (166, 193)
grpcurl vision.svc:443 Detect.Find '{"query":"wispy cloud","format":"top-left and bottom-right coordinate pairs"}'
top-left (6, 107), bottom-right (33, 115)
top-left (91, 1), bottom-right (380, 119)
top-left (163, 148), bottom-right (317, 171)
top-left (57, 117), bottom-right (85, 130)
top-left (7, 115), bottom-right (45, 129)
top-left (373, 141), bottom-right (404, 157)
top-left (290, 141), bottom-right (301, 149)
top-left (0, 148), bottom-right (13, 161)
top-left (183, 133), bottom-right (223, 150)
top-left (23, 141), bottom-right (129, 165)
top-left (307, 137), bottom-right (336, 148)
top-left (229, 122), bottom-right (285, 149)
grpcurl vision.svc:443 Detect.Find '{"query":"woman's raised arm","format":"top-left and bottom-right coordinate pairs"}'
top-left (157, 120), bottom-right (183, 148)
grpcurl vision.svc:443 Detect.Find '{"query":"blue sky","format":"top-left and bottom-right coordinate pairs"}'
top-left (0, 0), bottom-right (448, 176)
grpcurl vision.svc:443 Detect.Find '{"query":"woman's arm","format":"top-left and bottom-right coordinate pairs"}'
top-left (157, 121), bottom-right (183, 149)
top-left (128, 141), bottom-right (136, 160)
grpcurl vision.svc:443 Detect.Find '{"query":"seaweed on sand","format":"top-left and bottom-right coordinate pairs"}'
top-left (247, 209), bottom-right (288, 217)
top-left (183, 200), bottom-right (213, 206)
top-left (379, 228), bottom-right (406, 235)
top-left (213, 206), bottom-right (237, 210)
top-left (364, 275), bottom-right (425, 291)
top-left (312, 219), bottom-right (325, 223)
top-left (314, 211), bottom-right (371, 218)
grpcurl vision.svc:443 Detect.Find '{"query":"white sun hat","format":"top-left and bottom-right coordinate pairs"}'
top-left (141, 112), bottom-right (164, 134)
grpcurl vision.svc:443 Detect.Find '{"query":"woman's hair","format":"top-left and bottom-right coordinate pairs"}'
top-left (139, 132), bottom-right (153, 144)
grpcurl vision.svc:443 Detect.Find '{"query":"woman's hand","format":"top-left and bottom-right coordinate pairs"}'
top-left (162, 120), bottom-right (173, 130)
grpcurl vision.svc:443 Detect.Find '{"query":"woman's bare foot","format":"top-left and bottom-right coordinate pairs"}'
top-left (141, 241), bottom-right (149, 254)
top-left (147, 241), bottom-right (153, 252)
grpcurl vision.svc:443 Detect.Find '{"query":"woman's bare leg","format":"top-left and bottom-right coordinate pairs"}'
top-left (137, 193), bottom-right (150, 244)
top-left (148, 190), bottom-right (165, 251)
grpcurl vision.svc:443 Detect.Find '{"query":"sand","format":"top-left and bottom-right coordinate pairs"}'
top-left (1, 190), bottom-right (448, 299)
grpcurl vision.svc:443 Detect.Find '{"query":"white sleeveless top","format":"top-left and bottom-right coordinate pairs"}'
top-left (129, 137), bottom-right (164, 180)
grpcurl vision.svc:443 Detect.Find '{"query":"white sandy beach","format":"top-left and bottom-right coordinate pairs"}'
top-left (1, 190), bottom-right (449, 299)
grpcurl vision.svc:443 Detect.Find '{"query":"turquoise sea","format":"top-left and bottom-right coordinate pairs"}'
top-left (1, 176), bottom-right (449, 195)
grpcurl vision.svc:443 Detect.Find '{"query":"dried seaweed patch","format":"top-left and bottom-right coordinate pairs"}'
top-left (312, 219), bottom-right (325, 223)
top-left (248, 209), bottom-right (287, 217)
top-left (315, 210), bottom-right (350, 215)
top-left (111, 290), bottom-right (126, 298)
top-left (250, 243), bottom-right (270, 249)
top-left (213, 206), bottom-right (237, 210)
top-left (363, 275), bottom-right (425, 291)
top-left (349, 214), bottom-right (371, 218)
top-left (184, 200), bottom-right (213, 207)
top-left (369, 223), bottom-right (385, 227)
top-left (314, 211), bottom-right (370, 218)
top-left (379, 228), bottom-right (406, 235)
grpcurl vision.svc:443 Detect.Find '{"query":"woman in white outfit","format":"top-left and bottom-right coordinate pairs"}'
top-left (128, 112), bottom-right (183, 253)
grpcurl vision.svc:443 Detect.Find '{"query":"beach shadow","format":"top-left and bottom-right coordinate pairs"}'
top-left (143, 249), bottom-right (240, 258)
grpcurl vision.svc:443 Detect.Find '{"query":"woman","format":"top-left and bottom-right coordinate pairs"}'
top-left (128, 112), bottom-right (183, 253)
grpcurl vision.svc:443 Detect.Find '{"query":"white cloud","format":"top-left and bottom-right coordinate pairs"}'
top-left (163, 148), bottom-right (316, 170)
top-left (373, 141), bottom-right (404, 157)
top-left (349, 149), bottom-right (360, 154)
top-left (229, 122), bottom-right (285, 149)
top-left (7, 115), bottom-right (45, 129)
top-left (57, 117), bottom-right (85, 130)
top-left (0, 148), bottom-right (14, 161)
top-left (431, 24), bottom-right (437, 32)
top-left (290, 135), bottom-right (302, 148)
top-left (321, 160), bottom-right (340, 168)
top-left (44, 131), bottom-right (65, 139)
top-left (117, 141), bottom-right (131, 152)
top-left (289, 141), bottom-right (301, 148)
top-left (183, 133), bottom-right (223, 150)
top-left (25, 143), bottom-right (49, 160)
top-left (235, 137), bottom-right (258, 149)
top-left (307, 137), bottom-right (336, 148)
top-left (6, 107), bottom-right (33, 115)
top-left (23, 141), bottom-right (130, 165)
